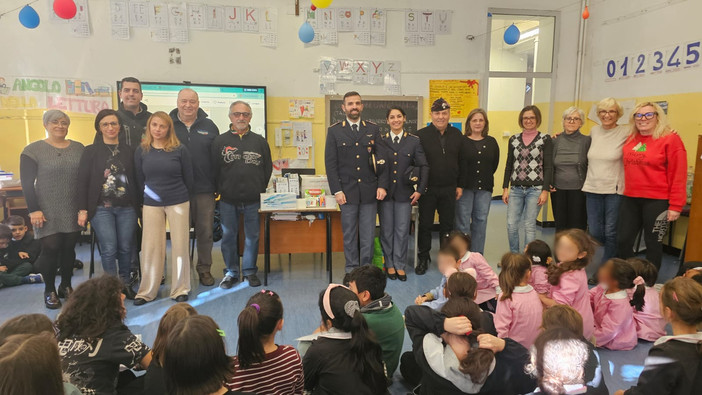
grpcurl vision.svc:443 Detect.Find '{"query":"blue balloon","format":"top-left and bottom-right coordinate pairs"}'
top-left (298, 22), bottom-right (315, 44)
top-left (19, 5), bottom-right (40, 29)
top-left (503, 24), bottom-right (520, 45)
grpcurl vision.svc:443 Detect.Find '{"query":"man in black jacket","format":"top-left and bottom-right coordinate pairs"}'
top-left (212, 101), bottom-right (272, 288)
top-left (415, 98), bottom-right (467, 275)
top-left (171, 88), bottom-right (220, 286)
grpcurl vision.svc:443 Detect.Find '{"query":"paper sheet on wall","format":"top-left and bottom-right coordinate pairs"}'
top-left (259, 33), bottom-right (278, 48)
top-left (353, 61), bottom-right (370, 84)
top-left (272, 158), bottom-right (290, 175)
top-left (405, 10), bottom-right (418, 32)
top-left (337, 8), bottom-right (354, 32)
top-left (149, 2), bottom-right (169, 42)
top-left (318, 8), bottom-right (338, 45)
top-left (187, 3), bottom-right (206, 30)
top-left (297, 146), bottom-right (311, 160)
top-left (419, 10), bottom-right (434, 33)
top-left (224, 7), bottom-right (242, 31)
top-left (435, 10), bottom-right (452, 34)
top-left (367, 61), bottom-right (384, 85)
top-left (169, 3), bottom-right (189, 43)
top-left (353, 8), bottom-right (370, 45)
top-left (129, 1), bottom-right (149, 27)
top-left (336, 59), bottom-right (353, 81)
top-left (293, 122), bottom-right (313, 147)
top-left (289, 100), bottom-right (315, 118)
top-left (205, 6), bottom-right (224, 31)
top-left (384, 61), bottom-right (402, 95)
top-left (370, 9), bottom-right (386, 46)
top-left (429, 80), bottom-right (480, 118)
top-left (242, 8), bottom-right (259, 33)
top-left (110, 1), bottom-right (130, 40)
top-left (70, 0), bottom-right (91, 38)
top-left (259, 8), bottom-right (278, 47)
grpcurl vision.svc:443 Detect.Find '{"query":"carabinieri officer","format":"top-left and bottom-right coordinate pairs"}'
top-left (376, 107), bottom-right (429, 281)
top-left (325, 91), bottom-right (388, 274)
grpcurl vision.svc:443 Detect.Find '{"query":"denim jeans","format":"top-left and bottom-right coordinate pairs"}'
top-left (506, 186), bottom-right (543, 253)
top-left (220, 201), bottom-right (260, 277)
top-left (454, 189), bottom-right (493, 254)
top-left (90, 206), bottom-right (137, 283)
top-left (586, 192), bottom-right (621, 265)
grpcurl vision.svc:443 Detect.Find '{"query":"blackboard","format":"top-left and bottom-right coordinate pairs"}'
top-left (325, 95), bottom-right (423, 135)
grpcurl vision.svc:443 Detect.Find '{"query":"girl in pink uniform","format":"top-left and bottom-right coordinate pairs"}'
top-left (494, 253), bottom-right (543, 348)
top-left (448, 231), bottom-right (498, 312)
top-left (589, 259), bottom-right (644, 350)
top-left (628, 258), bottom-right (666, 341)
top-left (525, 239), bottom-right (553, 295)
top-left (542, 229), bottom-right (596, 340)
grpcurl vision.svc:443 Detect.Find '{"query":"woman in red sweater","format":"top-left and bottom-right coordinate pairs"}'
top-left (617, 102), bottom-right (687, 271)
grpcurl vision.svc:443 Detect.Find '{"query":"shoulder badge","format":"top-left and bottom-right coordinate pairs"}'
top-left (342, 120), bottom-right (347, 128)
top-left (330, 121), bottom-right (341, 128)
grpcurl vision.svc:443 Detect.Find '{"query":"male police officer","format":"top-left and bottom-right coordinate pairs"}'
top-left (325, 92), bottom-right (388, 273)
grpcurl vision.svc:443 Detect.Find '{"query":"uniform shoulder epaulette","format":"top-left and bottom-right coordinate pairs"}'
top-left (329, 121), bottom-right (342, 127)
top-left (407, 133), bottom-right (419, 138)
top-left (364, 120), bottom-right (377, 125)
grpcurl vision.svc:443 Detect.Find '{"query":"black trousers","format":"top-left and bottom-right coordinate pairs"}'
top-left (418, 186), bottom-right (456, 260)
top-left (37, 231), bottom-right (80, 293)
top-left (551, 189), bottom-right (587, 231)
top-left (616, 196), bottom-right (669, 271)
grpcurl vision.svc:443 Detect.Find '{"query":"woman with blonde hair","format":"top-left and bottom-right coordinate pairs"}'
top-left (582, 98), bottom-right (630, 284)
top-left (133, 111), bottom-right (194, 305)
top-left (616, 102), bottom-right (687, 271)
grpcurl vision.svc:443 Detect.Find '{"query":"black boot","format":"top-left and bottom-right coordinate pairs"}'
top-left (415, 257), bottom-right (429, 275)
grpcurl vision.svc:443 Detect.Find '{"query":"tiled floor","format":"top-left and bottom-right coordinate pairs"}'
top-left (0, 201), bottom-right (681, 394)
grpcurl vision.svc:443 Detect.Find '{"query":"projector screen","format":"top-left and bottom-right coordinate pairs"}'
top-left (117, 82), bottom-right (267, 138)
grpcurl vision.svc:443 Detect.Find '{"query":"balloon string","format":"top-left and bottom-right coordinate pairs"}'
top-left (0, 0), bottom-right (39, 20)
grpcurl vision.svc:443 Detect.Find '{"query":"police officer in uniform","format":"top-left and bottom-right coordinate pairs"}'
top-left (325, 91), bottom-right (388, 273)
top-left (376, 107), bottom-right (429, 281)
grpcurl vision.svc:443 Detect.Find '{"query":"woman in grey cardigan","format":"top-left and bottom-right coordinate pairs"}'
top-left (20, 109), bottom-right (84, 309)
top-left (550, 107), bottom-right (591, 231)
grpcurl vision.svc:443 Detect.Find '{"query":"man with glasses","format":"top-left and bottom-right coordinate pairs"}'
top-left (212, 101), bottom-right (272, 288)
top-left (171, 88), bottom-right (220, 286)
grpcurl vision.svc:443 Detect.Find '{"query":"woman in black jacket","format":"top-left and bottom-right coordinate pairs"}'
top-left (77, 109), bottom-right (139, 298)
top-left (404, 300), bottom-right (536, 395)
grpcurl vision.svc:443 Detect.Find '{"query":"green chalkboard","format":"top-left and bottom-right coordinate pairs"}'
top-left (325, 95), bottom-right (423, 135)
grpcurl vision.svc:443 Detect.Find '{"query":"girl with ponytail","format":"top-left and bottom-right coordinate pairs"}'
top-left (303, 284), bottom-right (387, 394)
top-left (615, 277), bottom-right (702, 395)
top-left (589, 259), bottom-right (642, 350)
top-left (228, 289), bottom-right (303, 395)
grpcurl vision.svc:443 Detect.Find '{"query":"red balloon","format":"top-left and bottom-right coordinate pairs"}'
top-left (582, 6), bottom-right (590, 20)
top-left (53, 0), bottom-right (77, 20)
top-left (311, 5), bottom-right (317, 11)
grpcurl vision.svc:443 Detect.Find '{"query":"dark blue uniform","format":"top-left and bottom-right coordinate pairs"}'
top-left (376, 131), bottom-right (429, 272)
top-left (325, 120), bottom-right (387, 271)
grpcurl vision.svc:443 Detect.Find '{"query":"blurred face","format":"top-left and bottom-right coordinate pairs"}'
top-left (387, 109), bottom-right (405, 132)
top-left (10, 225), bottom-right (27, 241)
top-left (563, 111), bottom-right (582, 134)
top-left (555, 236), bottom-right (586, 263)
top-left (348, 281), bottom-right (371, 307)
top-left (596, 262), bottom-right (615, 289)
top-left (177, 90), bottom-right (200, 119)
top-left (149, 116), bottom-right (170, 142)
top-left (683, 268), bottom-right (702, 279)
top-left (469, 113), bottom-right (486, 135)
top-left (342, 95), bottom-right (363, 121)
top-left (431, 109), bottom-right (450, 131)
top-left (634, 105), bottom-right (658, 135)
top-left (45, 116), bottom-right (69, 140)
top-left (437, 253), bottom-right (459, 275)
top-left (99, 115), bottom-right (121, 142)
top-left (597, 106), bottom-right (619, 129)
top-left (0, 238), bottom-right (9, 249)
top-left (119, 81), bottom-right (143, 110)
top-left (228, 103), bottom-right (252, 132)
top-left (521, 110), bottom-right (537, 130)
top-left (449, 237), bottom-right (469, 256)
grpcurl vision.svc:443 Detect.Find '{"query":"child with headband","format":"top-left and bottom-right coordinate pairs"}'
top-left (303, 284), bottom-right (387, 394)
top-left (227, 289), bottom-right (303, 394)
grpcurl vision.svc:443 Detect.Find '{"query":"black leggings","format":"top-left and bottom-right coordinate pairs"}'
top-left (616, 197), bottom-right (669, 271)
top-left (38, 232), bottom-right (80, 293)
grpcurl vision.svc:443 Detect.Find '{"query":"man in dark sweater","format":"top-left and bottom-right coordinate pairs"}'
top-left (415, 98), bottom-right (467, 275)
top-left (171, 88), bottom-right (220, 286)
top-left (212, 101), bottom-right (272, 288)
top-left (3, 215), bottom-right (41, 272)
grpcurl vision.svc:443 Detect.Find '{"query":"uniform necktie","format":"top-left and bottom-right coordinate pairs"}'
top-left (394, 136), bottom-right (399, 145)
top-left (352, 124), bottom-right (358, 133)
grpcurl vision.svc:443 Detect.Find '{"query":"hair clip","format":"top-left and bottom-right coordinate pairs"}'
top-left (217, 329), bottom-right (226, 337)
top-left (250, 303), bottom-right (261, 313)
top-left (532, 256), bottom-right (541, 263)
top-left (343, 300), bottom-right (360, 318)
top-left (672, 292), bottom-right (679, 302)
top-left (260, 289), bottom-right (275, 296)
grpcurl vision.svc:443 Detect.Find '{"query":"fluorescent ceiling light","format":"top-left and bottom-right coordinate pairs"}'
top-left (518, 28), bottom-right (539, 42)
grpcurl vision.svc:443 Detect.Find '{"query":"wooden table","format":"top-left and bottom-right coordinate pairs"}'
top-left (0, 185), bottom-right (24, 219)
top-left (259, 207), bottom-right (344, 285)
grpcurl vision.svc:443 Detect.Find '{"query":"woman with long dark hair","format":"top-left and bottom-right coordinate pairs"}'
top-left (303, 284), bottom-right (387, 394)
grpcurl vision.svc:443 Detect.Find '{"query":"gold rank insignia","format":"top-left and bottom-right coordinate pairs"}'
top-left (411, 176), bottom-right (419, 182)
top-left (377, 159), bottom-right (386, 165)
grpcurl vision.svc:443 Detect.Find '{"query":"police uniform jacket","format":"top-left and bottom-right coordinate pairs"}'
top-left (325, 120), bottom-right (389, 205)
top-left (376, 131), bottom-right (429, 202)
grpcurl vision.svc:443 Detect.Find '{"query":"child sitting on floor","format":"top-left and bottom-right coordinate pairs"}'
top-left (4, 215), bottom-right (41, 272)
top-left (415, 245), bottom-right (460, 310)
top-left (627, 257), bottom-right (666, 341)
top-left (589, 259), bottom-right (643, 350)
top-left (447, 231), bottom-right (498, 312)
top-left (525, 239), bottom-right (553, 295)
top-left (0, 224), bottom-right (42, 288)
top-left (494, 253), bottom-right (543, 349)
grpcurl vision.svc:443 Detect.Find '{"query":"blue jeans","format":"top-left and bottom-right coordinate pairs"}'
top-left (586, 193), bottom-right (621, 265)
top-left (220, 201), bottom-right (260, 277)
top-left (506, 186), bottom-right (543, 253)
top-left (90, 206), bottom-right (137, 283)
top-left (454, 189), bottom-right (493, 254)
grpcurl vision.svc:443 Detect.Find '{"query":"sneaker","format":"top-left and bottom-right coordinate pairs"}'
top-left (23, 273), bottom-right (43, 284)
top-left (246, 274), bottom-right (262, 287)
top-left (219, 275), bottom-right (238, 289)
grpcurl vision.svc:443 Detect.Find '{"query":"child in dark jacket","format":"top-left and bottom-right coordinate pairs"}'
top-left (616, 277), bottom-right (702, 395)
top-left (4, 215), bottom-right (41, 272)
top-left (404, 300), bottom-right (536, 395)
top-left (0, 224), bottom-right (42, 288)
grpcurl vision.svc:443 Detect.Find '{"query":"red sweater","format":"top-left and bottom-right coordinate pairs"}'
top-left (622, 131), bottom-right (687, 211)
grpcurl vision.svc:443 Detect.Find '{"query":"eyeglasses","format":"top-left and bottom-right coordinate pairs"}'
top-left (230, 112), bottom-right (252, 118)
top-left (522, 116), bottom-right (537, 121)
top-left (598, 110), bottom-right (618, 116)
top-left (100, 122), bottom-right (119, 128)
top-left (633, 112), bottom-right (657, 120)
top-left (49, 120), bottom-right (69, 127)
top-left (565, 117), bottom-right (582, 123)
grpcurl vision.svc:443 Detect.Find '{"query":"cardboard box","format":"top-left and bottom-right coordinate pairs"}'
top-left (287, 173), bottom-right (300, 197)
top-left (260, 193), bottom-right (297, 210)
top-left (300, 175), bottom-right (330, 193)
top-left (304, 189), bottom-right (326, 208)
